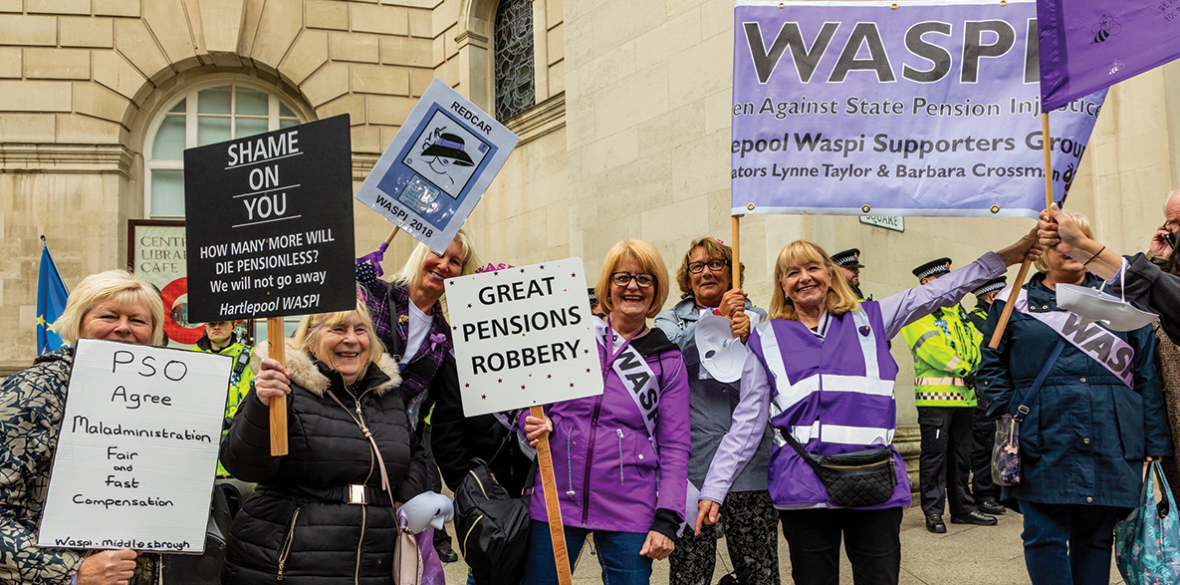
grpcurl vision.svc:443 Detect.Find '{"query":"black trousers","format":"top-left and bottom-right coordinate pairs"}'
top-left (970, 403), bottom-right (999, 503)
top-left (779, 507), bottom-right (903, 585)
top-left (917, 406), bottom-right (976, 517)
top-left (422, 422), bottom-right (452, 547)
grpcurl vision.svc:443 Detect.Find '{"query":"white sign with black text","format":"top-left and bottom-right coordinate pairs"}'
top-left (37, 340), bottom-right (231, 553)
top-left (446, 258), bottom-right (603, 417)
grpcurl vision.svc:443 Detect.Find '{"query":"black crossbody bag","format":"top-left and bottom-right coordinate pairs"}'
top-left (453, 414), bottom-right (536, 585)
top-left (780, 431), bottom-right (897, 508)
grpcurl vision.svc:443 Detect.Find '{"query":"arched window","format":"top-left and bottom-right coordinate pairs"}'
top-left (144, 82), bottom-right (303, 218)
top-left (494, 0), bottom-right (535, 121)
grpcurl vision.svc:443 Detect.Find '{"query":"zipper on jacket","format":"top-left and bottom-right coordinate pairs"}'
top-left (565, 430), bottom-right (575, 496)
top-left (616, 429), bottom-right (625, 485)
top-left (349, 386), bottom-right (376, 487)
top-left (581, 395), bottom-right (604, 526)
top-left (354, 504), bottom-right (366, 585)
top-left (277, 507), bottom-right (301, 580)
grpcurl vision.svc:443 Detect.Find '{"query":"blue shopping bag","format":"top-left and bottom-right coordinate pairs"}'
top-left (1115, 461), bottom-right (1180, 584)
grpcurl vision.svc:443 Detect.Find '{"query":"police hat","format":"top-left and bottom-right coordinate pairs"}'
top-left (971, 277), bottom-right (1007, 297)
top-left (913, 257), bottom-right (952, 280)
top-left (587, 288), bottom-right (598, 306)
top-left (831, 248), bottom-right (864, 268)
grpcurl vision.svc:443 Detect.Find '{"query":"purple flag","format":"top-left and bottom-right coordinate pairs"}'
top-left (1039, 0), bottom-right (1180, 111)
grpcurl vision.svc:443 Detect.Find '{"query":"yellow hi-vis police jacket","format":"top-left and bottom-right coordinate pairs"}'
top-left (900, 304), bottom-right (980, 408)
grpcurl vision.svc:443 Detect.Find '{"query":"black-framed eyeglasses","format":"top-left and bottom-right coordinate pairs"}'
top-left (687, 259), bottom-right (731, 274)
top-left (611, 272), bottom-right (656, 288)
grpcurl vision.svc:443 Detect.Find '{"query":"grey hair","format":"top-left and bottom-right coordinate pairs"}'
top-left (1166, 188), bottom-right (1180, 214)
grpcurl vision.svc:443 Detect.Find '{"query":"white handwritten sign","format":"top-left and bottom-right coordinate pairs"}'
top-left (37, 340), bottom-right (231, 553)
top-left (446, 258), bottom-right (603, 417)
top-left (355, 78), bottom-right (520, 254)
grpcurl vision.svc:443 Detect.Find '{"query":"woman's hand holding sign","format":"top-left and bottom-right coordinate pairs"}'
top-left (524, 415), bottom-right (553, 447)
top-left (77, 549), bottom-right (137, 585)
top-left (253, 357), bottom-right (293, 407)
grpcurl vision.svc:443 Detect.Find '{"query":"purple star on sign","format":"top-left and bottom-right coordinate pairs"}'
top-left (467, 303), bottom-right (472, 308)
top-left (498, 379), bottom-right (503, 383)
top-left (520, 269), bottom-right (525, 273)
top-left (494, 271), bottom-right (499, 276)
top-left (547, 374), bottom-right (552, 379)
top-left (521, 385), bottom-right (526, 389)
top-left (481, 394), bottom-right (487, 399)
top-left (465, 383), bottom-right (470, 388)
top-left (540, 265), bottom-right (545, 269)
top-left (569, 383), bottom-right (574, 387)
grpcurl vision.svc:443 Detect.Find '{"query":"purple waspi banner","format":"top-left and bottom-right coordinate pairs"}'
top-left (732, 0), bottom-right (1104, 219)
top-left (1038, 0), bottom-right (1180, 112)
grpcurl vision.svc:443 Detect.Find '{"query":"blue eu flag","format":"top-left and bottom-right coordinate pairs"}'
top-left (37, 238), bottom-right (69, 355)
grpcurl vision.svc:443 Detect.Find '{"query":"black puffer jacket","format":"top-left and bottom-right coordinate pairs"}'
top-left (221, 341), bottom-right (429, 585)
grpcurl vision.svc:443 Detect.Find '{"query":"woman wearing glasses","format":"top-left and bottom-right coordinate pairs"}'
top-left (522, 240), bottom-right (691, 585)
top-left (655, 237), bottom-right (778, 585)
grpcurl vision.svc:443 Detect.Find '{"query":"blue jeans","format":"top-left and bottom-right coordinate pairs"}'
top-left (1020, 501), bottom-right (1124, 585)
top-left (521, 521), bottom-right (652, 585)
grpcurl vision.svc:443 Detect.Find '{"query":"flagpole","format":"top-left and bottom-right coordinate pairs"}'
top-left (988, 112), bottom-right (1054, 348)
top-left (731, 215), bottom-right (741, 286)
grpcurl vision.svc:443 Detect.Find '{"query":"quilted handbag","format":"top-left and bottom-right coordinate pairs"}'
top-left (1114, 461), bottom-right (1180, 585)
top-left (781, 431), bottom-right (897, 508)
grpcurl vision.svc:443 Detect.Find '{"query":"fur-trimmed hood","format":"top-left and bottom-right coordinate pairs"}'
top-left (251, 339), bottom-right (401, 397)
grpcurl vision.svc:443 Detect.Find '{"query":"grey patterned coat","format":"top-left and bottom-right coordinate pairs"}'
top-left (0, 349), bottom-right (154, 585)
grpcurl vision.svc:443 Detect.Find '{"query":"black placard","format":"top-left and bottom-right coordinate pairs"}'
top-left (183, 115), bottom-right (355, 322)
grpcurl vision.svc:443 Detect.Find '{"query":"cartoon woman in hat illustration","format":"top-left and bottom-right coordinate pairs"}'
top-left (417, 126), bottom-right (474, 185)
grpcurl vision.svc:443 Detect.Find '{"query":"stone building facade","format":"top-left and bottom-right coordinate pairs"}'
top-left (3, 0), bottom-right (1180, 473)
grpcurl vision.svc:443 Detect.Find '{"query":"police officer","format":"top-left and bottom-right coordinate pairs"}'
top-left (901, 258), bottom-right (996, 533)
top-left (964, 277), bottom-right (1007, 516)
top-left (191, 320), bottom-right (254, 481)
top-left (831, 248), bottom-right (868, 300)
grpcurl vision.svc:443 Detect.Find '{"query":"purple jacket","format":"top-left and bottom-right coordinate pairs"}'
top-left (525, 319), bottom-right (691, 536)
top-left (701, 252), bottom-right (1006, 509)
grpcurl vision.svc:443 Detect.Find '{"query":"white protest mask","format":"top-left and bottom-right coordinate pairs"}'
top-left (694, 314), bottom-right (751, 383)
top-left (1056, 283), bottom-right (1158, 332)
top-left (400, 491), bottom-right (454, 534)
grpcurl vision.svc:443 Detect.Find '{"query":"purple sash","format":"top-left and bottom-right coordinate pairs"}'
top-left (996, 287), bottom-right (1134, 388)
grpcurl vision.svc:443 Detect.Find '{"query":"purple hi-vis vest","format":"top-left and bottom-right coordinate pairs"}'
top-left (749, 302), bottom-right (912, 509)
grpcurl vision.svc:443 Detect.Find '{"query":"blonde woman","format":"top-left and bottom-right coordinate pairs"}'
top-left (980, 212), bottom-right (1170, 585)
top-left (355, 230), bottom-right (482, 562)
top-left (697, 234), bottom-right (1040, 585)
top-left (0, 270), bottom-right (163, 585)
top-left (522, 240), bottom-right (691, 585)
top-left (220, 298), bottom-right (430, 585)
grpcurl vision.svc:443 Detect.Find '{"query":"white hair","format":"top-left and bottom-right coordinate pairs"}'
top-left (1166, 187), bottom-right (1180, 214)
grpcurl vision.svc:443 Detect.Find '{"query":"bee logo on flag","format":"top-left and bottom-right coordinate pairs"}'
top-left (1091, 15), bottom-right (1122, 44)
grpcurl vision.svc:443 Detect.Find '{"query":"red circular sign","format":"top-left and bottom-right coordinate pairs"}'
top-left (160, 277), bottom-right (203, 345)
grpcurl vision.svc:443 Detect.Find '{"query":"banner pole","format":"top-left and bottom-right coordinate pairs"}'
top-left (268, 316), bottom-right (289, 456)
top-left (384, 227), bottom-right (400, 246)
top-left (731, 216), bottom-right (741, 280)
top-left (989, 112), bottom-right (1054, 349)
top-left (530, 404), bottom-right (572, 585)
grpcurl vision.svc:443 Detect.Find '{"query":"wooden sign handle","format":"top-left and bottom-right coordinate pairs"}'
top-left (988, 112), bottom-right (1054, 348)
top-left (268, 316), bottom-right (289, 456)
top-left (530, 405), bottom-right (572, 585)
